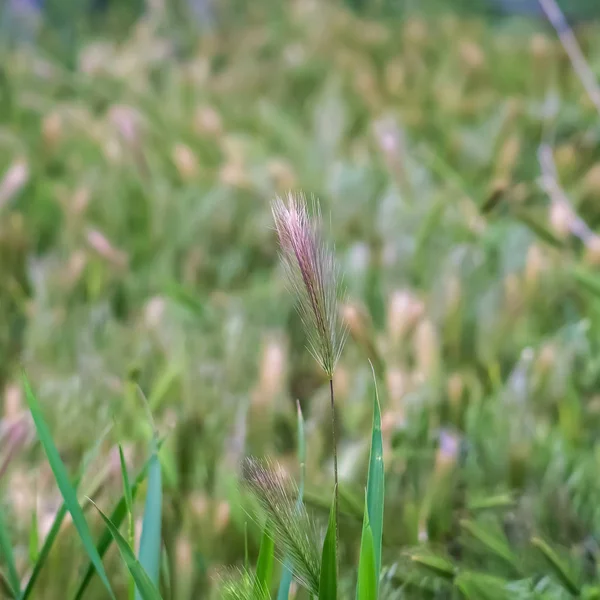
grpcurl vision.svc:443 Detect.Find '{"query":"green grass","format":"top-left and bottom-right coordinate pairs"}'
top-left (3, 0), bottom-right (600, 597)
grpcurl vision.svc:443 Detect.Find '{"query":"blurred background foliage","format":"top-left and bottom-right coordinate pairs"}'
top-left (4, 0), bottom-right (600, 597)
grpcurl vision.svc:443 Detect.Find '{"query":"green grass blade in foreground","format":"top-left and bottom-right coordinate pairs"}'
top-left (136, 435), bottom-right (162, 599)
top-left (73, 446), bottom-right (161, 600)
top-left (119, 445), bottom-right (135, 600)
top-left (366, 361), bottom-right (384, 578)
top-left (22, 375), bottom-right (115, 600)
top-left (318, 488), bottom-right (338, 600)
top-left (29, 507), bottom-right (39, 565)
top-left (357, 499), bottom-right (376, 600)
top-left (0, 570), bottom-right (16, 599)
top-left (0, 503), bottom-right (20, 597)
top-left (119, 445), bottom-right (134, 528)
top-left (277, 400), bottom-right (305, 600)
top-left (531, 536), bottom-right (580, 595)
top-left (22, 426), bottom-right (112, 600)
top-left (254, 522), bottom-right (274, 595)
top-left (90, 501), bottom-right (163, 600)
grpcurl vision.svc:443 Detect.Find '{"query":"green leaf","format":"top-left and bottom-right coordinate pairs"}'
top-left (119, 445), bottom-right (134, 525)
top-left (531, 536), bottom-right (580, 596)
top-left (29, 507), bottom-right (39, 565)
top-left (89, 501), bottom-right (163, 600)
top-left (22, 375), bottom-right (115, 600)
top-left (357, 497), bottom-right (377, 600)
top-left (22, 425), bottom-right (112, 600)
top-left (454, 571), bottom-right (513, 600)
top-left (0, 503), bottom-right (20, 597)
top-left (318, 488), bottom-right (338, 600)
top-left (254, 522), bottom-right (274, 596)
top-left (73, 446), bottom-right (161, 600)
top-left (136, 435), bottom-right (162, 599)
top-left (277, 401), bottom-right (305, 600)
top-left (460, 520), bottom-right (519, 573)
top-left (411, 554), bottom-right (456, 580)
top-left (0, 570), bottom-right (16, 599)
top-left (366, 361), bottom-right (384, 579)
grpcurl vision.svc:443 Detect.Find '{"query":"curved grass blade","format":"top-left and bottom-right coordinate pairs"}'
top-left (21, 425), bottom-right (112, 600)
top-left (357, 498), bottom-right (376, 600)
top-left (531, 536), bottom-right (580, 596)
top-left (0, 504), bottom-right (20, 596)
top-left (318, 487), bottom-right (338, 600)
top-left (136, 435), bottom-right (162, 599)
top-left (255, 523), bottom-right (274, 596)
top-left (89, 500), bottom-right (163, 600)
top-left (72, 445), bottom-right (162, 600)
top-left (366, 361), bottom-right (384, 579)
top-left (277, 400), bottom-right (305, 600)
top-left (22, 375), bottom-right (115, 600)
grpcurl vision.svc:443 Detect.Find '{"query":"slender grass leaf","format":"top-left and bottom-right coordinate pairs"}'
top-left (366, 361), bottom-right (384, 578)
top-left (357, 498), bottom-right (377, 600)
top-left (531, 536), bottom-right (580, 596)
top-left (0, 504), bottom-right (20, 596)
top-left (318, 488), bottom-right (337, 600)
top-left (73, 445), bottom-right (163, 600)
top-left (29, 507), bottom-right (39, 565)
top-left (119, 445), bottom-right (134, 527)
top-left (255, 523), bottom-right (274, 595)
top-left (411, 554), bottom-right (456, 580)
top-left (454, 571), bottom-right (513, 599)
top-left (22, 425), bottom-right (112, 600)
top-left (277, 401), bottom-right (305, 600)
top-left (22, 375), bottom-right (115, 600)
top-left (136, 435), bottom-right (162, 599)
top-left (467, 494), bottom-right (515, 512)
top-left (460, 520), bottom-right (519, 573)
top-left (0, 569), bottom-right (16, 599)
top-left (119, 445), bottom-right (135, 600)
top-left (89, 501), bottom-right (163, 600)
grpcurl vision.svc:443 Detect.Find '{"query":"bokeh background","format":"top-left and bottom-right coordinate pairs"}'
top-left (4, 0), bottom-right (600, 597)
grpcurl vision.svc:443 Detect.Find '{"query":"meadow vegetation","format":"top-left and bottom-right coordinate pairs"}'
top-left (3, 1), bottom-right (600, 598)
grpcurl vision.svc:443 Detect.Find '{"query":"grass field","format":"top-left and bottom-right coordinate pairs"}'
top-left (4, 1), bottom-right (600, 598)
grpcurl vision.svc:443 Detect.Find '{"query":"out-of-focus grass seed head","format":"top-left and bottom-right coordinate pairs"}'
top-left (272, 193), bottom-right (347, 379)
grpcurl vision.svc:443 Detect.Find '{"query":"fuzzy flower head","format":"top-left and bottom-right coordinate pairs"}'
top-left (272, 193), bottom-right (346, 378)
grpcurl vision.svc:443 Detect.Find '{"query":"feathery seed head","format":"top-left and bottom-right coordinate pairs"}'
top-left (272, 193), bottom-right (346, 378)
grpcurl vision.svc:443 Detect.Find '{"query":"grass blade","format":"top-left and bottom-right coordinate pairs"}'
top-left (72, 446), bottom-right (162, 600)
top-left (411, 554), bottom-right (456, 580)
top-left (22, 375), bottom-right (115, 600)
top-left (277, 401), bottom-right (305, 600)
top-left (119, 445), bottom-right (134, 528)
top-left (0, 570), bottom-right (16, 599)
top-left (460, 520), bottom-right (519, 573)
top-left (119, 445), bottom-right (135, 600)
top-left (89, 501), bottom-right (163, 600)
top-left (254, 522), bottom-right (274, 595)
top-left (0, 503), bottom-right (20, 597)
top-left (366, 361), bottom-right (384, 579)
top-left (357, 496), bottom-right (377, 600)
top-left (29, 508), bottom-right (39, 565)
top-left (136, 435), bottom-right (162, 599)
top-left (318, 487), bottom-right (338, 600)
top-left (531, 536), bottom-right (580, 595)
top-left (22, 426), bottom-right (112, 600)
